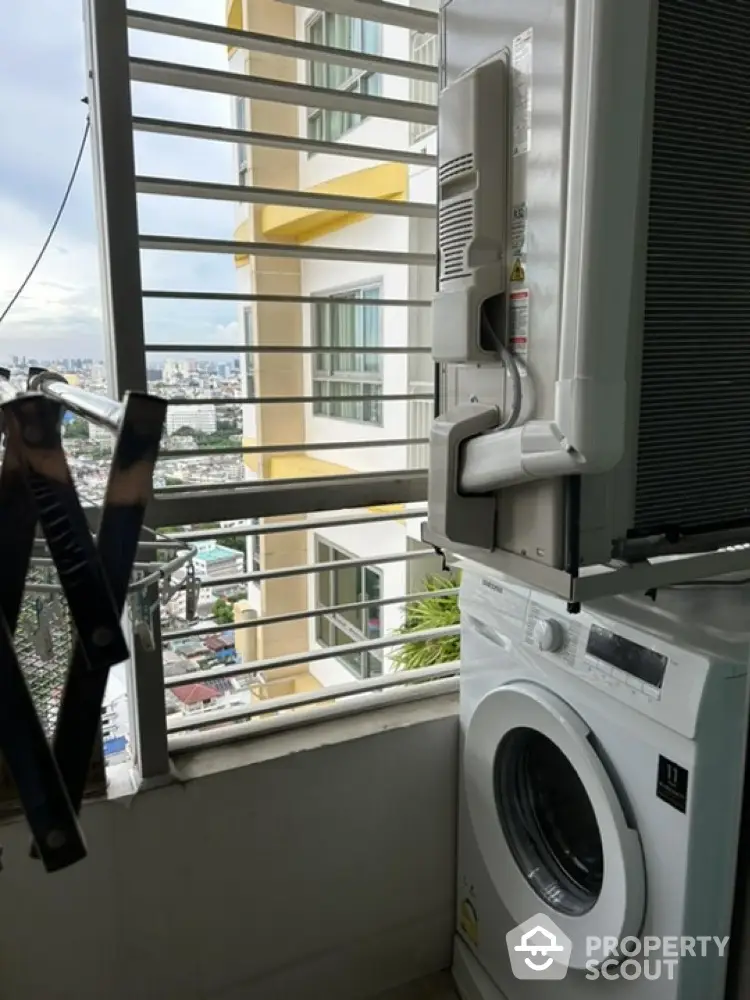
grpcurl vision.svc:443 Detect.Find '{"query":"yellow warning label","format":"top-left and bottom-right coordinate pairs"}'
top-left (510, 259), bottom-right (525, 282)
top-left (460, 898), bottom-right (479, 946)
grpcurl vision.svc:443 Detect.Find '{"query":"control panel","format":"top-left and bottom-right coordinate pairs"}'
top-left (584, 623), bottom-right (667, 700)
top-left (461, 563), bottom-right (737, 739)
top-left (523, 602), bottom-right (666, 702)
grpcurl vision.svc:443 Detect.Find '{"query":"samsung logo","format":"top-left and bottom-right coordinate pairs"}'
top-left (481, 578), bottom-right (504, 595)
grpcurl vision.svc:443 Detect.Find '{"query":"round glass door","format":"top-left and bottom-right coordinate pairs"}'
top-left (464, 682), bottom-right (645, 970)
top-left (495, 728), bottom-right (604, 917)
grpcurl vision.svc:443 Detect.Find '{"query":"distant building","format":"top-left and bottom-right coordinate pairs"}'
top-left (171, 682), bottom-right (222, 713)
top-left (166, 404), bottom-right (218, 436)
top-left (193, 542), bottom-right (245, 598)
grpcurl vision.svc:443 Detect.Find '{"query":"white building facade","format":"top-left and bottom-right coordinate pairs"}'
top-left (230, 0), bottom-right (441, 692)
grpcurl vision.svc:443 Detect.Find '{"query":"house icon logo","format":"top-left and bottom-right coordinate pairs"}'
top-left (506, 913), bottom-right (573, 980)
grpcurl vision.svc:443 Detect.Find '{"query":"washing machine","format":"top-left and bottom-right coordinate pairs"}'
top-left (454, 562), bottom-right (750, 1000)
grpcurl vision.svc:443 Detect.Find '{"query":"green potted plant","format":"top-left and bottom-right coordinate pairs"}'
top-left (391, 573), bottom-right (461, 670)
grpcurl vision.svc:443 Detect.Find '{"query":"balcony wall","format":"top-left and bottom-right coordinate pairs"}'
top-left (0, 698), bottom-right (458, 1000)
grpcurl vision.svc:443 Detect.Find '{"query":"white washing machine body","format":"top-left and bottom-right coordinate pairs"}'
top-left (454, 562), bottom-right (750, 1000)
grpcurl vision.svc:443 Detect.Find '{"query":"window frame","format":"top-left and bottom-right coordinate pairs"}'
top-left (311, 282), bottom-right (384, 426)
top-left (314, 536), bottom-right (383, 679)
top-left (234, 96), bottom-right (249, 182)
top-left (243, 307), bottom-right (255, 399)
top-left (409, 30), bottom-right (438, 146)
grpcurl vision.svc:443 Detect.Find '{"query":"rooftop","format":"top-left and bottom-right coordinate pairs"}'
top-left (194, 544), bottom-right (243, 564)
top-left (171, 683), bottom-right (221, 706)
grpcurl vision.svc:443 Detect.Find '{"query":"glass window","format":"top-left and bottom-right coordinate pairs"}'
top-left (314, 536), bottom-right (383, 678)
top-left (312, 284), bottom-right (383, 425)
top-left (306, 13), bottom-right (382, 144)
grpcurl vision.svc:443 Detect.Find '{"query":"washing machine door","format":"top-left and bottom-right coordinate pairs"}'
top-left (464, 681), bottom-right (645, 971)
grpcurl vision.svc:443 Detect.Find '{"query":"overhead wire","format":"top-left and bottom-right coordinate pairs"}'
top-left (0, 118), bottom-right (91, 327)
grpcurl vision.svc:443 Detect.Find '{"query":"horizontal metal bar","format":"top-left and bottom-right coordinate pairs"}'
top-left (136, 175), bottom-right (436, 219)
top-left (146, 470), bottom-right (427, 525)
top-left (272, 0), bottom-right (439, 33)
top-left (127, 10), bottom-right (437, 81)
top-left (168, 675), bottom-right (458, 753)
top-left (139, 234), bottom-right (435, 267)
top-left (163, 586), bottom-right (458, 642)
top-left (180, 547), bottom-right (432, 591)
top-left (164, 625), bottom-right (459, 688)
top-left (171, 506), bottom-right (426, 543)
top-left (164, 392), bottom-right (432, 405)
top-left (141, 288), bottom-right (432, 305)
top-left (129, 59), bottom-right (438, 125)
top-left (132, 117), bottom-right (437, 167)
top-left (31, 555), bottom-right (159, 572)
top-left (146, 343), bottom-right (430, 354)
top-left (160, 437), bottom-right (427, 459)
top-left (32, 536), bottom-right (187, 554)
top-left (153, 468), bottom-right (421, 495)
top-left (167, 663), bottom-right (457, 733)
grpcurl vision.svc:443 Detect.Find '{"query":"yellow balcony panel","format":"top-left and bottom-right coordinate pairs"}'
top-left (269, 453), bottom-right (355, 481)
top-left (226, 0), bottom-right (242, 29)
top-left (226, 0), bottom-right (242, 53)
top-left (233, 218), bottom-right (251, 266)
top-left (369, 503), bottom-right (405, 516)
top-left (261, 162), bottom-right (408, 242)
top-left (243, 445), bottom-right (356, 481)
top-left (242, 437), bottom-right (260, 475)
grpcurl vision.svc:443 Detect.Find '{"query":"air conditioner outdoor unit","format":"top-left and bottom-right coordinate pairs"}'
top-left (425, 0), bottom-right (750, 604)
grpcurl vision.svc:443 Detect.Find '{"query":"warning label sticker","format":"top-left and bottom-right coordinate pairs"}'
top-left (511, 202), bottom-right (528, 259)
top-left (511, 29), bottom-right (533, 157)
top-left (510, 259), bottom-right (525, 283)
top-left (509, 289), bottom-right (530, 360)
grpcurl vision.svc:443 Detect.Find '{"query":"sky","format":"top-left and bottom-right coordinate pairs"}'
top-left (0, 0), bottom-right (243, 363)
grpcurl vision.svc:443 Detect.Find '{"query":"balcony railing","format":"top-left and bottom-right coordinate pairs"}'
top-left (45, 0), bottom-right (449, 789)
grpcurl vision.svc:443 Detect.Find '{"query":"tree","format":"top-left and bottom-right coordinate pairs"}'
top-left (391, 573), bottom-right (460, 670)
top-left (64, 417), bottom-right (89, 439)
top-left (212, 598), bottom-right (235, 625)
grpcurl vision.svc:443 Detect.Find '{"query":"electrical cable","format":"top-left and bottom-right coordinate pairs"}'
top-left (481, 311), bottom-right (524, 430)
top-left (0, 119), bottom-right (90, 327)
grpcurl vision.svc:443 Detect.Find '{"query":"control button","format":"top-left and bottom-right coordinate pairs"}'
top-left (532, 618), bottom-right (565, 653)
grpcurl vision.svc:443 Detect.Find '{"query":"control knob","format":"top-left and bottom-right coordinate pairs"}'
top-left (532, 618), bottom-right (565, 653)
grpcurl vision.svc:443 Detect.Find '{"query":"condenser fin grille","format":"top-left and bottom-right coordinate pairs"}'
top-left (633, 0), bottom-right (750, 535)
top-left (439, 198), bottom-right (474, 281)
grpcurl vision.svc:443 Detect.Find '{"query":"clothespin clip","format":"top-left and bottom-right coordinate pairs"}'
top-left (184, 564), bottom-right (200, 622)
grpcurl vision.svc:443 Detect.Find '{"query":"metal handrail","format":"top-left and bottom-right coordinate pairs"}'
top-left (164, 626), bottom-right (460, 688)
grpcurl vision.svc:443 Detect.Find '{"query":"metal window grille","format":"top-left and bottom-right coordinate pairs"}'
top-left (84, 0), bottom-right (445, 772)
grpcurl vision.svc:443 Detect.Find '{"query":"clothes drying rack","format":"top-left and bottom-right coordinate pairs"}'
top-left (0, 367), bottom-right (188, 873)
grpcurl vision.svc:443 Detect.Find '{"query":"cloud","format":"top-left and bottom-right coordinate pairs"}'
top-left (0, 0), bottom-right (239, 361)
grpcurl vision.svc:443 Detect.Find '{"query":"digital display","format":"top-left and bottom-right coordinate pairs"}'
top-left (586, 625), bottom-right (668, 689)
